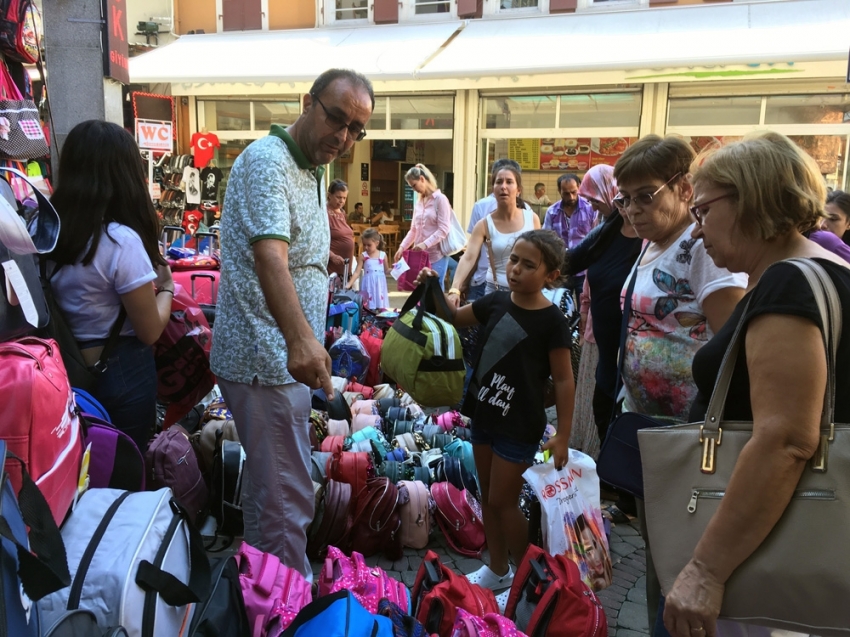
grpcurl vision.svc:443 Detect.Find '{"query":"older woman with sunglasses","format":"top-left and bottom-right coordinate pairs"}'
top-left (612, 135), bottom-right (747, 633)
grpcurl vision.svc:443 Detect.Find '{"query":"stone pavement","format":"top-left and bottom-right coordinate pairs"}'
top-left (308, 515), bottom-right (650, 636)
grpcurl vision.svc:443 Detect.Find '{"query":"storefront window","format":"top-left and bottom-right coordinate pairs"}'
top-left (500, 0), bottom-right (538, 8)
top-left (667, 97), bottom-right (761, 127)
top-left (335, 0), bottom-right (368, 20)
top-left (370, 97), bottom-right (387, 130)
top-left (390, 96), bottom-right (454, 130)
top-left (484, 96), bottom-right (557, 129)
top-left (254, 101), bottom-right (300, 130)
top-left (790, 135), bottom-right (848, 190)
top-left (201, 100), bottom-right (250, 131)
top-left (764, 94), bottom-right (850, 125)
top-left (415, 0), bottom-right (451, 14)
top-left (560, 93), bottom-right (641, 128)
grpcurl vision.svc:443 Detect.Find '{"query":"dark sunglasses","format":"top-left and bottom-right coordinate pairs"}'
top-left (312, 93), bottom-right (367, 142)
top-left (613, 172), bottom-right (681, 211)
top-left (690, 193), bottom-right (736, 226)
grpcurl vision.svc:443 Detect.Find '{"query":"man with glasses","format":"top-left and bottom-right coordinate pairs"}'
top-left (544, 173), bottom-right (596, 296)
top-left (211, 68), bottom-right (374, 578)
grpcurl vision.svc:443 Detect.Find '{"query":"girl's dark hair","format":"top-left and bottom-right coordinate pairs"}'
top-left (491, 165), bottom-right (525, 209)
top-left (360, 227), bottom-right (384, 251)
top-left (827, 190), bottom-right (850, 218)
top-left (50, 120), bottom-right (166, 267)
top-left (516, 229), bottom-right (566, 289)
top-left (328, 179), bottom-right (348, 195)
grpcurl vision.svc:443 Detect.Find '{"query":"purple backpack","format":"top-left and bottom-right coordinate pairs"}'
top-left (144, 424), bottom-right (208, 524)
top-left (82, 414), bottom-right (145, 492)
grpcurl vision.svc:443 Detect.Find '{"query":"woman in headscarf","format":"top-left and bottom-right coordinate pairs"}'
top-left (564, 166), bottom-right (624, 457)
top-left (565, 166), bottom-right (643, 459)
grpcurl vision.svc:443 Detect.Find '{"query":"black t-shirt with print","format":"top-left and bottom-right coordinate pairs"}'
top-left (690, 259), bottom-right (850, 423)
top-left (462, 291), bottom-right (572, 444)
top-left (200, 167), bottom-right (223, 202)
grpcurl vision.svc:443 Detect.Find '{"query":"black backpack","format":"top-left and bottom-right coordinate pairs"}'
top-left (210, 437), bottom-right (245, 538)
top-left (187, 556), bottom-right (250, 637)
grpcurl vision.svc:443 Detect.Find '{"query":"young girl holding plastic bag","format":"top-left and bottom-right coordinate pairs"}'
top-left (415, 227), bottom-right (576, 592)
top-left (523, 447), bottom-right (613, 591)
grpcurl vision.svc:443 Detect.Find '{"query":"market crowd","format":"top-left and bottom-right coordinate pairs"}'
top-left (46, 67), bottom-right (850, 637)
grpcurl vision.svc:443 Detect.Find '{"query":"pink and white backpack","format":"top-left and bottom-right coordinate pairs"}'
top-left (451, 609), bottom-right (529, 637)
top-left (235, 541), bottom-right (313, 637)
top-left (318, 546), bottom-right (411, 614)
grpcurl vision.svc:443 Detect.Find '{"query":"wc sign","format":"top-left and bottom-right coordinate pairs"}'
top-left (136, 119), bottom-right (173, 152)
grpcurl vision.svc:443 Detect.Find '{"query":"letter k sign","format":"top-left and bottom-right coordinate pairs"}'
top-left (112, 5), bottom-right (124, 41)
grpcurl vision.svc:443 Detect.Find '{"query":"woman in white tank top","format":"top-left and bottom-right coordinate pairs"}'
top-left (448, 165), bottom-right (541, 301)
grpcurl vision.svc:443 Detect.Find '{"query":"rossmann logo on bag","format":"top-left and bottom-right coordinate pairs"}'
top-left (539, 467), bottom-right (583, 501)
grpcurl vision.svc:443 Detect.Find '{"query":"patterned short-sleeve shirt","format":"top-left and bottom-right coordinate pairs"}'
top-left (210, 127), bottom-right (330, 386)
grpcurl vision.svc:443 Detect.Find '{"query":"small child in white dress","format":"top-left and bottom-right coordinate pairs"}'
top-left (348, 228), bottom-right (391, 311)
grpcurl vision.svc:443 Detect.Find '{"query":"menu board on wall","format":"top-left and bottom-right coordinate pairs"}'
top-left (538, 138), bottom-right (637, 171)
top-left (508, 138), bottom-right (539, 171)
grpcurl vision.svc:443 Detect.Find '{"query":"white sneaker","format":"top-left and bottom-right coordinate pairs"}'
top-left (465, 564), bottom-right (515, 591)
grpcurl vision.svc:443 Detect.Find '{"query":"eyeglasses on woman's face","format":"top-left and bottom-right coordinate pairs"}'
top-left (613, 172), bottom-right (681, 211)
top-left (311, 93), bottom-right (367, 142)
top-left (689, 192), bottom-right (736, 226)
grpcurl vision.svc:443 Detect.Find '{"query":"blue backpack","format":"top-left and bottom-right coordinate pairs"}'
top-left (0, 440), bottom-right (71, 637)
top-left (73, 388), bottom-right (112, 423)
top-left (281, 590), bottom-right (394, 637)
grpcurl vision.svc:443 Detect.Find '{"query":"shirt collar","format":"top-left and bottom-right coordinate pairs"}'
top-left (269, 124), bottom-right (326, 197)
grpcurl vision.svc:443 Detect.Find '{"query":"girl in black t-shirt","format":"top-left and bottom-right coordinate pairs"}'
top-left (418, 229), bottom-right (575, 592)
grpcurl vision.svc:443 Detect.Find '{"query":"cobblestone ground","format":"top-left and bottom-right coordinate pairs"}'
top-left (308, 517), bottom-right (649, 636)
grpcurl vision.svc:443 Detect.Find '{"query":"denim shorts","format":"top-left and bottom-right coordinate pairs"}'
top-left (470, 427), bottom-right (539, 465)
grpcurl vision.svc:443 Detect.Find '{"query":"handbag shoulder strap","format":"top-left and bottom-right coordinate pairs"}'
top-left (703, 258), bottom-right (841, 439)
top-left (613, 242), bottom-right (650, 402)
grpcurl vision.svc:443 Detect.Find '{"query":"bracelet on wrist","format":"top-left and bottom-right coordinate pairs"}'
top-left (448, 288), bottom-right (461, 296)
top-left (156, 288), bottom-right (174, 296)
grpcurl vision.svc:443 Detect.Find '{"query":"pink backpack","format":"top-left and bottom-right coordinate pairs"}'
top-left (318, 546), bottom-right (411, 614)
top-left (431, 481), bottom-right (486, 558)
top-left (451, 609), bottom-right (528, 637)
top-left (1, 337), bottom-right (81, 526)
top-left (235, 541), bottom-right (313, 637)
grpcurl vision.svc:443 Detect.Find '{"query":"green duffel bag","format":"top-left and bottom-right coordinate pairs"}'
top-left (382, 277), bottom-right (465, 407)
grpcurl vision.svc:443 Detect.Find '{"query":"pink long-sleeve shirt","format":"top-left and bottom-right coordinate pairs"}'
top-left (400, 188), bottom-right (452, 265)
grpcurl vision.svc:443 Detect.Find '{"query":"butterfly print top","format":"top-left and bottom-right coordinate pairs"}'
top-left (619, 223), bottom-right (748, 422)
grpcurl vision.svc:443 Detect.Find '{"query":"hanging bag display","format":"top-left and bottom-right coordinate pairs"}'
top-left (0, 60), bottom-right (47, 160)
top-left (639, 259), bottom-right (850, 635)
top-left (0, 166), bottom-right (57, 341)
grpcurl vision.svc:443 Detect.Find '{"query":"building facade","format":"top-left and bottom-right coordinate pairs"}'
top-left (128, 0), bottom-right (850, 226)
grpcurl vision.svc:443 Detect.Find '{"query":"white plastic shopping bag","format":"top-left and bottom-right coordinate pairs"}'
top-left (523, 449), bottom-right (613, 591)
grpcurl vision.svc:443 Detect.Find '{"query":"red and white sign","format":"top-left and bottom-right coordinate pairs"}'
top-left (136, 119), bottom-right (173, 152)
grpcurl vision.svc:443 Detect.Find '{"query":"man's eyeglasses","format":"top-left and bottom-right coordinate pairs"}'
top-left (613, 172), bottom-right (681, 211)
top-left (689, 193), bottom-right (736, 227)
top-left (312, 93), bottom-right (367, 142)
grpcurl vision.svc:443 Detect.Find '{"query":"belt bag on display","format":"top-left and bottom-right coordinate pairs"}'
top-left (0, 62), bottom-right (48, 160)
top-left (639, 259), bottom-right (850, 635)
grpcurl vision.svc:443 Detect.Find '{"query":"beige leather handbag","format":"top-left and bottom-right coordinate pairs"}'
top-left (639, 258), bottom-right (850, 636)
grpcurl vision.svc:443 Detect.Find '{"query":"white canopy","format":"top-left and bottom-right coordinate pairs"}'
top-left (129, 0), bottom-right (850, 86)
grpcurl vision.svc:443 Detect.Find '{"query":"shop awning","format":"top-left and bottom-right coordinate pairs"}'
top-left (129, 0), bottom-right (850, 86)
top-left (419, 0), bottom-right (850, 79)
top-left (129, 21), bottom-right (464, 84)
